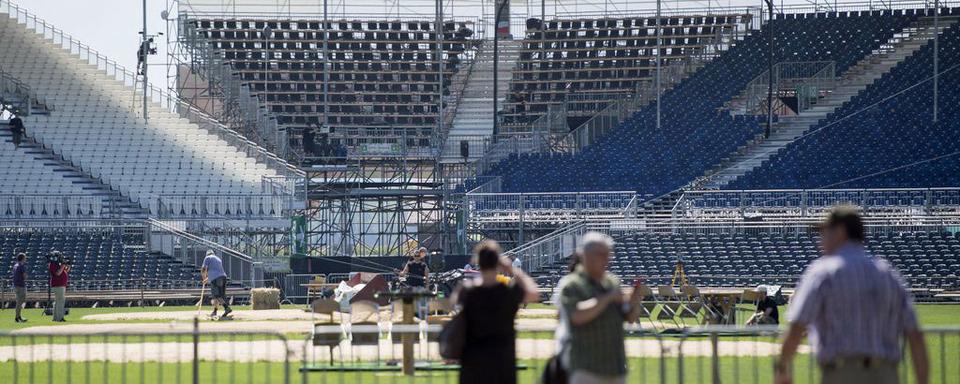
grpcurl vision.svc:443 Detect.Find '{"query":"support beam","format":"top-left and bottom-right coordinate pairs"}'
top-left (141, 0), bottom-right (149, 121)
top-left (436, 0), bottom-right (444, 146)
top-left (764, 0), bottom-right (775, 139)
top-left (323, 0), bottom-right (329, 130)
top-left (656, 0), bottom-right (661, 131)
top-left (933, 0), bottom-right (939, 123)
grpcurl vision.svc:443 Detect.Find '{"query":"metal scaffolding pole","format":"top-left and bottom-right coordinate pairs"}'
top-left (765, 0), bottom-right (774, 139)
top-left (655, 0), bottom-right (661, 131)
top-left (323, 0), bottom-right (329, 130)
top-left (493, 0), bottom-right (502, 136)
top-left (933, 0), bottom-right (939, 123)
top-left (437, 0), bottom-right (444, 141)
top-left (141, 0), bottom-right (149, 121)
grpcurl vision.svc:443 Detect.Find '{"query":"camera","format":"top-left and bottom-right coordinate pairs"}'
top-left (47, 250), bottom-right (71, 265)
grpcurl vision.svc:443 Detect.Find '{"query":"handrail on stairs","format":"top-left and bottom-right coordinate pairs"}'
top-left (0, 67), bottom-right (50, 115)
top-left (146, 218), bottom-right (261, 287)
top-left (505, 221), bottom-right (586, 273)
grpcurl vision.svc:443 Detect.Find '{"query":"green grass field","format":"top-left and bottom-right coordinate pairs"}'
top-left (1, 304), bottom-right (958, 383)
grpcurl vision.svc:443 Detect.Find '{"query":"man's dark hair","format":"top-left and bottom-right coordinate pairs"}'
top-left (474, 240), bottom-right (502, 271)
top-left (16, 253), bottom-right (25, 262)
top-left (821, 205), bottom-right (866, 241)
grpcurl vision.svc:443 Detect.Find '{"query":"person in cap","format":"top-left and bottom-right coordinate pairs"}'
top-left (201, 250), bottom-right (232, 318)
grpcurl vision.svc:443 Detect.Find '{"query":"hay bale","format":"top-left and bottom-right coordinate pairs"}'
top-left (251, 288), bottom-right (281, 310)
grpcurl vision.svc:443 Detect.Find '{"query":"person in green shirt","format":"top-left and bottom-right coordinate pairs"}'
top-left (558, 232), bottom-right (643, 384)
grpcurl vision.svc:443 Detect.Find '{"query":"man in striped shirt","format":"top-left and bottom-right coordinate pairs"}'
top-left (775, 206), bottom-right (928, 384)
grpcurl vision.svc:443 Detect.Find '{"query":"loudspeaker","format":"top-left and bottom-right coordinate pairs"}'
top-left (460, 140), bottom-right (469, 159)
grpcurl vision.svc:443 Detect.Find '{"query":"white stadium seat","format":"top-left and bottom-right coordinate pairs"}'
top-left (0, 13), bottom-right (282, 213)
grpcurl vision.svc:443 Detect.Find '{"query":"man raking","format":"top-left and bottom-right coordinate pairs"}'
top-left (201, 250), bottom-right (232, 319)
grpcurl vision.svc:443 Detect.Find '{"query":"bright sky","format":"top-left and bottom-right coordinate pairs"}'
top-left (23, 0), bottom-right (174, 89)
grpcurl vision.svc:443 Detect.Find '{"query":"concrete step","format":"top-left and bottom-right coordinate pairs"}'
top-left (442, 39), bottom-right (521, 160)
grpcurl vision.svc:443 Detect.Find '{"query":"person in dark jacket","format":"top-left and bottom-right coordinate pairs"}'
top-left (455, 240), bottom-right (539, 384)
top-left (398, 247), bottom-right (430, 288)
top-left (9, 114), bottom-right (25, 148)
top-left (12, 252), bottom-right (27, 322)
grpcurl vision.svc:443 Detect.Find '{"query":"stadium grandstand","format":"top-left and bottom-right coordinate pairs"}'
top-left (0, 2), bottom-right (960, 296)
top-left (1, 0), bottom-right (960, 382)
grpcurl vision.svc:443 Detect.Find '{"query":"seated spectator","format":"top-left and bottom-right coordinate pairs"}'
top-left (456, 240), bottom-right (539, 384)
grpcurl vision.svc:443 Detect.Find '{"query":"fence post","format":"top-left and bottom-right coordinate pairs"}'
top-left (677, 334), bottom-right (685, 384)
top-left (711, 332), bottom-right (720, 384)
top-left (283, 334), bottom-right (291, 384)
top-left (518, 194), bottom-right (525, 247)
top-left (659, 339), bottom-right (667, 384)
top-left (801, 190), bottom-right (808, 217)
top-left (193, 317), bottom-right (200, 384)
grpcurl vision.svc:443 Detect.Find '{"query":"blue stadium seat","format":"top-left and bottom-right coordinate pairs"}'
top-left (728, 24), bottom-right (960, 190)
top-left (486, 11), bottom-right (919, 197)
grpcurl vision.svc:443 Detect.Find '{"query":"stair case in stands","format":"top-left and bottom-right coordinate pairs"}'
top-left (1, 67), bottom-right (147, 219)
top-left (441, 39), bottom-right (523, 162)
top-left (0, 131), bottom-right (150, 219)
top-left (699, 15), bottom-right (960, 189)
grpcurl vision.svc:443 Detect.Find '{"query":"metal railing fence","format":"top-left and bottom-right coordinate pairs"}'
top-left (466, 191), bottom-right (639, 224)
top-left (0, 67), bottom-right (48, 115)
top-left (0, 320), bottom-right (291, 384)
top-left (146, 219), bottom-right (262, 288)
top-left (153, 194), bottom-right (293, 220)
top-left (3, 323), bottom-right (958, 384)
top-left (736, 61), bottom-right (837, 115)
top-left (506, 221), bottom-right (586, 273)
top-left (677, 188), bottom-right (960, 219)
top-left (464, 176), bottom-right (503, 195)
top-left (0, 195), bottom-right (113, 220)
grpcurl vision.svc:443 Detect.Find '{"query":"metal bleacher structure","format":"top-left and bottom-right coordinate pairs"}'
top-left (457, 1), bottom-right (960, 296)
top-left (177, 15), bottom-right (480, 159)
top-left (169, 1), bottom-right (495, 259)
top-left (0, 0), bottom-right (302, 302)
top-left (1, 0), bottom-right (960, 303)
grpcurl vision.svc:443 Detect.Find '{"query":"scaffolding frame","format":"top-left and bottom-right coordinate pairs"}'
top-left (303, 156), bottom-right (449, 257)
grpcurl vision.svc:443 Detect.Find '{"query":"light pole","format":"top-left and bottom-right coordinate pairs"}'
top-left (764, 0), bottom-right (774, 139)
top-left (492, 0), bottom-right (509, 137)
top-left (655, 0), bottom-right (661, 131)
top-left (933, 0), bottom-right (939, 123)
top-left (436, 0), bottom-right (444, 147)
top-left (263, 25), bottom-right (272, 118)
top-left (322, 0), bottom-right (329, 132)
top-left (141, 0), bottom-right (149, 121)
